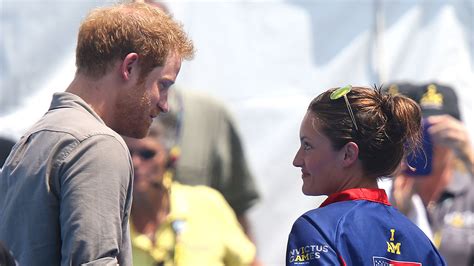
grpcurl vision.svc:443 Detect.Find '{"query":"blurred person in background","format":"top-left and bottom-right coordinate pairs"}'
top-left (0, 2), bottom-right (194, 265)
top-left (143, 1), bottom-right (262, 260)
top-left (387, 83), bottom-right (473, 266)
top-left (287, 86), bottom-right (445, 265)
top-left (124, 119), bottom-right (256, 266)
top-left (161, 88), bottom-right (261, 237)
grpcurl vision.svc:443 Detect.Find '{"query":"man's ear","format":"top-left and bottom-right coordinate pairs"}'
top-left (120, 53), bottom-right (139, 81)
top-left (340, 141), bottom-right (359, 167)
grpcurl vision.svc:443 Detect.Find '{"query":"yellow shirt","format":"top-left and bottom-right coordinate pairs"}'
top-left (131, 182), bottom-right (256, 266)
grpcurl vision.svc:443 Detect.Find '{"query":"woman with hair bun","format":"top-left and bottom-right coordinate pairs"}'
top-left (286, 86), bottom-right (446, 265)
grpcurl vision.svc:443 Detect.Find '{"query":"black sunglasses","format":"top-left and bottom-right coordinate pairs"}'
top-left (131, 149), bottom-right (157, 160)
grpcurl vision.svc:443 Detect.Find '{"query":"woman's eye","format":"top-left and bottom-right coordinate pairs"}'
top-left (303, 143), bottom-right (312, 151)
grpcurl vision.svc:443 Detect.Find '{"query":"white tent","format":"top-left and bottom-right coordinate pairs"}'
top-left (1, 1), bottom-right (473, 264)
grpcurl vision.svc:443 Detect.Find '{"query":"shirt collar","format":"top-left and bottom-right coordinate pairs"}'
top-left (320, 188), bottom-right (391, 208)
top-left (49, 92), bottom-right (105, 125)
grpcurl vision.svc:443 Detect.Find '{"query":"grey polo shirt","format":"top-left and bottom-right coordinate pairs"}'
top-left (0, 92), bottom-right (133, 266)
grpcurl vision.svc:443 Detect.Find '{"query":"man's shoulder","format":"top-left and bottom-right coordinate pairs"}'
top-left (171, 183), bottom-right (233, 214)
top-left (31, 105), bottom-right (121, 143)
top-left (173, 183), bottom-right (225, 202)
top-left (18, 107), bottom-right (129, 167)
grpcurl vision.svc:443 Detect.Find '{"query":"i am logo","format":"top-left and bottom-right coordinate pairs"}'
top-left (386, 229), bottom-right (401, 255)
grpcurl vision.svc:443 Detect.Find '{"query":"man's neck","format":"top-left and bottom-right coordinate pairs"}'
top-left (66, 72), bottom-right (117, 126)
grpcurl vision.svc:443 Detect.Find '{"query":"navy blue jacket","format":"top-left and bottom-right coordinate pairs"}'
top-left (286, 188), bottom-right (446, 265)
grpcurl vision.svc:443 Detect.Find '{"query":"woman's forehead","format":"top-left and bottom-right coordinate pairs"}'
top-left (301, 112), bottom-right (325, 138)
top-left (302, 112), bottom-right (318, 130)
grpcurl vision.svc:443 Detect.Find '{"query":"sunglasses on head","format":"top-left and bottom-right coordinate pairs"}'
top-left (330, 85), bottom-right (358, 130)
top-left (131, 149), bottom-right (157, 160)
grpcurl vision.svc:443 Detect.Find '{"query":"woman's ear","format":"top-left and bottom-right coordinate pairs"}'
top-left (340, 141), bottom-right (359, 167)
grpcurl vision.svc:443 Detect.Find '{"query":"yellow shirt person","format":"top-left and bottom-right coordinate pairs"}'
top-left (131, 183), bottom-right (256, 266)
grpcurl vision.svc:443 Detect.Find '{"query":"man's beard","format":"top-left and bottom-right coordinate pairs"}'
top-left (114, 83), bottom-right (153, 138)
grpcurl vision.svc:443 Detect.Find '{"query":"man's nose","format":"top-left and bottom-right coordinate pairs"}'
top-left (158, 94), bottom-right (169, 113)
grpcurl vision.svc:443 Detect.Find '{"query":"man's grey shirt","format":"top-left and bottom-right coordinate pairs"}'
top-left (0, 92), bottom-right (133, 265)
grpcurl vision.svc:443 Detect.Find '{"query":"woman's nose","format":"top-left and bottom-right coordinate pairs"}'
top-left (293, 150), bottom-right (302, 167)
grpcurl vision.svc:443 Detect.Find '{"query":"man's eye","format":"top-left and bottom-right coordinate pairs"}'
top-left (159, 80), bottom-right (173, 90)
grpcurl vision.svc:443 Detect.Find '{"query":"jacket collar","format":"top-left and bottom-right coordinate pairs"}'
top-left (320, 188), bottom-right (391, 208)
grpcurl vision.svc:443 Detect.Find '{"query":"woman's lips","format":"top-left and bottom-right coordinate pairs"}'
top-left (301, 171), bottom-right (310, 178)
